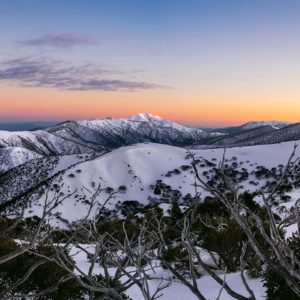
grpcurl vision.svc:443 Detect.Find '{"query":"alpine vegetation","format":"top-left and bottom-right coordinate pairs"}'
top-left (0, 115), bottom-right (300, 299)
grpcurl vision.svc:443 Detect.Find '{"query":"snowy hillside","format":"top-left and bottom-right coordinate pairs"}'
top-left (0, 129), bottom-right (95, 156)
top-left (0, 152), bottom-right (102, 205)
top-left (241, 121), bottom-right (292, 130)
top-left (0, 147), bottom-right (41, 173)
top-left (18, 141), bottom-right (300, 224)
top-left (199, 123), bottom-right (300, 148)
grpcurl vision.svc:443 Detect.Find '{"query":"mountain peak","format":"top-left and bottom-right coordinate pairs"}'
top-left (128, 112), bottom-right (163, 122)
top-left (127, 112), bottom-right (189, 131)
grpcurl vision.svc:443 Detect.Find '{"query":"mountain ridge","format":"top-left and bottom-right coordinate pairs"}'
top-left (0, 113), bottom-right (299, 174)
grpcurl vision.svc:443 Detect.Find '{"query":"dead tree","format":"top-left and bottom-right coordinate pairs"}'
top-left (107, 221), bottom-right (172, 300)
top-left (38, 186), bottom-right (171, 300)
top-left (153, 212), bottom-right (255, 300)
top-left (0, 186), bottom-right (76, 298)
top-left (26, 185), bottom-right (126, 300)
top-left (189, 145), bottom-right (300, 297)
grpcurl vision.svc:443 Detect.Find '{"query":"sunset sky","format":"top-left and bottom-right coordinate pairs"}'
top-left (1, 0), bottom-right (300, 126)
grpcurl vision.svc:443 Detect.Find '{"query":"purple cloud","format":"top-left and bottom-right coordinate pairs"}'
top-left (0, 57), bottom-right (165, 91)
top-left (20, 33), bottom-right (98, 48)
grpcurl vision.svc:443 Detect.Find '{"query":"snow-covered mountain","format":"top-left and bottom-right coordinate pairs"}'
top-left (0, 113), bottom-right (207, 159)
top-left (241, 121), bottom-right (292, 130)
top-left (207, 120), bottom-right (292, 136)
top-left (0, 147), bottom-right (41, 173)
top-left (127, 112), bottom-right (199, 132)
top-left (199, 125), bottom-right (278, 147)
top-left (0, 129), bottom-right (95, 156)
top-left (74, 112), bottom-right (207, 145)
top-left (201, 123), bottom-right (300, 148)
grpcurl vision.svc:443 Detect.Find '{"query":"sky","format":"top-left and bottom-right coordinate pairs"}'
top-left (0, 0), bottom-right (300, 126)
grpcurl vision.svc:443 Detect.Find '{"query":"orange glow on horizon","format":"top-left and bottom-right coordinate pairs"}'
top-left (1, 85), bottom-right (300, 127)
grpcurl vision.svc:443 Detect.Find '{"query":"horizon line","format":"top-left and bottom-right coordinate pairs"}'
top-left (0, 113), bottom-right (295, 129)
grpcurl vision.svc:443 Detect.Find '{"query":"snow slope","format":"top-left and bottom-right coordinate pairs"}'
top-left (69, 244), bottom-right (265, 300)
top-left (0, 129), bottom-right (94, 155)
top-left (0, 152), bottom-right (99, 205)
top-left (242, 121), bottom-right (291, 130)
top-left (0, 147), bottom-right (42, 173)
top-left (24, 141), bottom-right (300, 223)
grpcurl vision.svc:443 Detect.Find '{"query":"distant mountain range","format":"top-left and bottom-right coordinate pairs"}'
top-left (0, 113), bottom-right (207, 156)
top-left (198, 121), bottom-right (300, 148)
top-left (201, 121), bottom-right (292, 135)
top-left (0, 113), bottom-right (298, 173)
